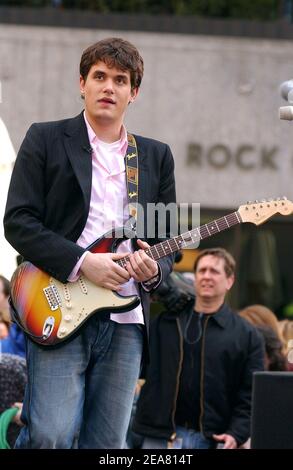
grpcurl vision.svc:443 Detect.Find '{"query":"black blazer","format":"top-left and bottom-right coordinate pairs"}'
top-left (4, 112), bottom-right (176, 331)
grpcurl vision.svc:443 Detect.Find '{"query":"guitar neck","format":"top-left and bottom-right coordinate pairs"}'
top-left (117, 211), bottom-right (242, 268)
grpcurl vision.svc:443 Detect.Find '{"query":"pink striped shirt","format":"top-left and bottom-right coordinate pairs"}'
top-left (68, 112), bottom-right (144, 324)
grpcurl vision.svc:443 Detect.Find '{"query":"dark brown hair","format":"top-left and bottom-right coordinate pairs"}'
top-left (257, 325), bottom-right (288, 371)
top-left (0, 274), bottom-right (10, 298)
top-left (80, 37), bottom-right (144, 89)
top-left (193, 248), bottom-right (235, 278)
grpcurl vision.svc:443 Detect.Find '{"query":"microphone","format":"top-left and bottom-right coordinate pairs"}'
top-left (279, 80), bottom-right (293, 120)
top-left (83, 145), bottom-right (92, 153)
top-left (280, 79), bottom-right (293, 102)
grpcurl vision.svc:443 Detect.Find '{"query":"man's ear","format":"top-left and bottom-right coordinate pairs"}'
top-left (129, 87), bottom-right (139, 103)
top-left (226, 274), bottom-right (235, 291)
top-left (80, 75), bottom-right (85, 98)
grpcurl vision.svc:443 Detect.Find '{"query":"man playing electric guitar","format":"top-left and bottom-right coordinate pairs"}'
top-left (4, 38), bottom-right (176, 449)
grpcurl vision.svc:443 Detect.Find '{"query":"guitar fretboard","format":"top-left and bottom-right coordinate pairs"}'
top-left (116, 211), bottom-right (242, 268)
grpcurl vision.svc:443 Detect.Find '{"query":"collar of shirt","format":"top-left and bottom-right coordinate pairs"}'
top-left (83, 111), bottom-right (128, 175)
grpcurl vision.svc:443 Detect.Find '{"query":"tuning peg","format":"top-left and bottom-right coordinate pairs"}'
top-left (254, 200), bottom-right (259, 203)
top-left (282, 196), bottom-right (287, 200)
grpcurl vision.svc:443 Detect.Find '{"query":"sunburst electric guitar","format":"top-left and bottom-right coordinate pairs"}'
top-left (10, 198), bottom-right (293, 346)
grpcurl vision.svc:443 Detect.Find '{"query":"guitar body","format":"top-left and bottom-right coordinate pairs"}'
top-left (10, 228), bottom-right (140, 346)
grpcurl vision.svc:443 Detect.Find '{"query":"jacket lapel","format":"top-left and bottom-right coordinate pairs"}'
top-left (63, 112), bottom-right (92, 211)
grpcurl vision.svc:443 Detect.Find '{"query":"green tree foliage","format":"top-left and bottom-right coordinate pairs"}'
top-left (0, 0), bottom-right (285, 21)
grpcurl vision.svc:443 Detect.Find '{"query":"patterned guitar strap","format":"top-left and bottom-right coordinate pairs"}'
top-left (125, 134), bottom-right (159, 286)
top-left (125, 133), bottom-right (139, 231)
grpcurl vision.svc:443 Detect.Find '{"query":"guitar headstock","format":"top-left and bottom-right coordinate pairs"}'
top-left (238, 197), bottom-right (293, 225)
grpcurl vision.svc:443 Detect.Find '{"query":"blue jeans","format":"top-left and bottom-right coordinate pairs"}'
top-left (15, 316), bottom-right (143, 449)
top-left (175, 426), bottom-right (216, 449)
top-left (142, 426), bottom-right (215, 449)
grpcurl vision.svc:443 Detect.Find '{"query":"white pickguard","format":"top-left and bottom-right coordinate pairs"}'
top-left (52, 276), bottom-right (138, 339)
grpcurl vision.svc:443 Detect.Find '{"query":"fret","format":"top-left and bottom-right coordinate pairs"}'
top-left (153, 245), bottom-right (160, 259)
top-left (215, 220), bottom-right (220, 231)
top-left (181, 237), bottom-right (187, 247)
top-left (189, 229), bottom-right (197, 244)
top-left (173, 237), bottom-right (182, 251)
top-left (207, 221), bottom-right (220, 235)
top-left (183, 232), bottom-right (193, 243)
top-left (166, 239), bottom-right (173, 253)
top-left (161, 242), bottom-right (168, 255)
top-left (162, 241), bottom-right (171, 254)
top-left (216, 216), bottom-right (225, 228)
top-left (214, 217), bottom-right (227, 230)
top-left (148, 247), bottom-right (156, 260)
top-left (191, 227), bottom-right (201, 242)
top-left (235, 211), bottom-right (241, 223)
top-left (157, 243), bottom-right (166, 258)
top-left (180, 238), bottom-right (188, 248)
top-left (224, 216), bottom-right (230, 228)
top-left (199, 225), bottom-right (210, 240)
top-left (226, 212), bottom-right (239, 227)
top-left (179, 236), bottom-right (187, 248)
top-left (181, 231), bottom-right (195, 248)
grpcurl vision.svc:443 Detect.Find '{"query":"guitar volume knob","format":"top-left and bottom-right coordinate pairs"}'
top-left (64, 314), bottom-right (72, 322)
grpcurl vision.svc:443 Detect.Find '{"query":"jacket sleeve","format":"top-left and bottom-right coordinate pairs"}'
top-left (226, 328), bottom-right (265, 446)
top-left (3, 124), bottom-right (86, 282)
top-left (146, 144), bottom-right (177, 288)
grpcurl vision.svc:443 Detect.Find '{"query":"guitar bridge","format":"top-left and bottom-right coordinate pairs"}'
top-left (43, 285), bottom-right (62, 311)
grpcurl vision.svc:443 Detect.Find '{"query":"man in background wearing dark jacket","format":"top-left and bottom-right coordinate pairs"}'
top-left (133, 248), bottom-right (264, 449)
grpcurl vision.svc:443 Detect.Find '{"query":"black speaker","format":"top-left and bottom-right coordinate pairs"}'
top-left (251, 372), bottom-right (293, 449)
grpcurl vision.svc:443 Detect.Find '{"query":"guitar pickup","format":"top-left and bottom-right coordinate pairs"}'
top-left (43, 285), bottom-right (62, 311)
